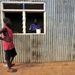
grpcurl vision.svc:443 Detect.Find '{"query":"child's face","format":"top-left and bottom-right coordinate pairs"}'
top-left (34, 19), bottom-right (37, 23)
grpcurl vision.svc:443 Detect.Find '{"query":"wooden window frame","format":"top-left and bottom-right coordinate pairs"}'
top-left (1, 1), bottom-right (46, 35)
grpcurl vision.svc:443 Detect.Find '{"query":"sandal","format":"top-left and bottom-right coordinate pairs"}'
top-left (4, 64), bottom-right (15, 67)
top-left (7, 68), bottom-right (17, 73)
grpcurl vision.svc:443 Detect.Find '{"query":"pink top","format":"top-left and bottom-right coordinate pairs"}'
top-left (2, 26), bottom-right (14, 50)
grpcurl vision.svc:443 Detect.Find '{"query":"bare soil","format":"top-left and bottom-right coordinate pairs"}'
top-left (0, 62), bottom-right (75, 75)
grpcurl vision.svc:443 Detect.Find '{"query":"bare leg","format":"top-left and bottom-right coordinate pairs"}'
top-left (10, 57), bottom-right (14, 64)
top-left (10, 56), bottom-right (15, 67)
top-left (6, 60), bottom-right (12, 69)
top-left (6, 60), bottom-right (17, 72)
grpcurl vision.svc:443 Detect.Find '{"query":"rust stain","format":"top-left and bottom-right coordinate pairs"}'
top-left (32, 51), bottom-right (41, 60)
top-left (73, 54), bottom-right (75, 60)
top-left (32, 39), bottom-right (41, 48)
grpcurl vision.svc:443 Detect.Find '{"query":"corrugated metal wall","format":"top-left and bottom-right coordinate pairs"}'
top-left (0, 0), bottom-right (75, 63)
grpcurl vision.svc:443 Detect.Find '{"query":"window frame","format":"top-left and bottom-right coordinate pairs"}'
top-left (1, 1), bottom-right (46, 35)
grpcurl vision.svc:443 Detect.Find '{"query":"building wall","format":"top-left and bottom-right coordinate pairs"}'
top-left (0, 0), bottom-right (75, 63)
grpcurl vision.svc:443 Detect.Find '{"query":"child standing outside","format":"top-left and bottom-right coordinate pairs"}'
top-left (0, 17), bottom-right (17, 72)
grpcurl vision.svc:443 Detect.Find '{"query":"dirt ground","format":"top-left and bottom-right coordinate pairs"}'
top-left (0, 61), bottom-right (75, 75)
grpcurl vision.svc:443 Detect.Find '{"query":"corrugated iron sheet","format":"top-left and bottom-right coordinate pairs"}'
top-left (0, 0), bottom-right (75, 63)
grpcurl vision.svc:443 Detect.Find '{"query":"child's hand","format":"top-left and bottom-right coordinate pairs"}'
top-left (4, 38), bottom-right (11, 42)
top-left (33, 28), bottom-right (37, 30)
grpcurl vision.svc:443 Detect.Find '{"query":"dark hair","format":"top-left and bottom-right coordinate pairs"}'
top-left (3, 17), bottom-right (10, 23)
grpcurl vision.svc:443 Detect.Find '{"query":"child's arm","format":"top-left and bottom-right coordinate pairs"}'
top-left (0, 37), bottom-right (10, 42)
top-left (0, 28), bottom-right (6, 41)
top-left (0, 28), bottom-right (10, 42)
top-left (0, 37), bottom-right (5, 40)
top-left (0, 28), bottom-right (6, 34)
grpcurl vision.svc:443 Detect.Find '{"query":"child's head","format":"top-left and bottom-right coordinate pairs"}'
top-left (34, 19), bottom-right (37, 25)
top-left (3, 17), bottom-right (11, 26)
